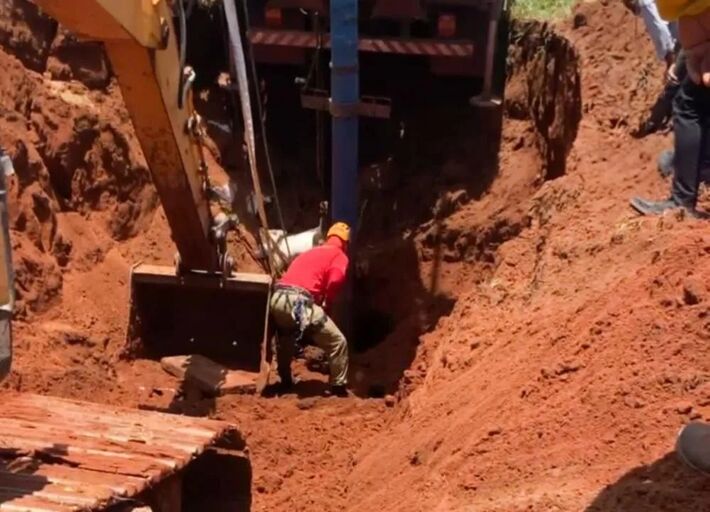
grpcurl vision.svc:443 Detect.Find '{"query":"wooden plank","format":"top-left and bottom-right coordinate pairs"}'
top-left (0, 393), bottom-right (244, 511)
top-left (5, 400), bottom-right (234, 440)
top-left (0, 494), bottom-right (76, 512)
top-left (5, 392), bottom-right (227, 431)
top-left (0, 467), bottom-right (134, 497)
top-left (161, 355), bottom-right (258, 395)
top-left (0, 425), bottom-right (196, 461)
top-left (0, 482), bottom-right (104, 507)
top-left (0, 472), bottom-right (113, 498)
top-left (26, 465), bottom-right (144, 496)
top-left (3, 405), bottom-right (224, 443)
top-left (8, 393), bottom-right (233, 431)
top-left (0, 449), bottom-right (167, 481)
top-left (0, 436), bottom-right (179, 469)
top-left (0, 418), bottom-right (206, 454)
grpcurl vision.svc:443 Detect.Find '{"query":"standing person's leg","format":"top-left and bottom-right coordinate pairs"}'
top-left (702, 120), bottom-right (710, 182)
top-left (671, 78), bottom-right (704, 208)
top-left (309, 305), bottom-right (349, 388)
top-left (270, 291), bottom-right (299, 386)
top-left (631, 77), bottom-right (707, 217)
top-left (653, 51), bottom-right (686, 129)
top-left (654, 52), bottom-right (691, 178)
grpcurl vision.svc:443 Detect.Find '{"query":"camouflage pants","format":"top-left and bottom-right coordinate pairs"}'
top-left (270, 288), bottom-right (348, 386)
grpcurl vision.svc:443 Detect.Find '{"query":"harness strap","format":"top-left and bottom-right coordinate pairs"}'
top-left (273, 286), bottom-right (323, 342)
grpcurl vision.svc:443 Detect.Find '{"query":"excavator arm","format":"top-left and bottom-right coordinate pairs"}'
top-left (33, 0), bottom-right (218, 271)
top-left (31, 0), bottom-right (274, 388)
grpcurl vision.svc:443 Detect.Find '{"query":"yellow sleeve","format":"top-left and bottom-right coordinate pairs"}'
top-left (657, 0), bottom-right (710, 20)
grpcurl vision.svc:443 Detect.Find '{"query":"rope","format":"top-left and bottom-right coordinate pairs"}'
top-left (222, 0), bottom-right (280, 276)
top-left (240, 0), bottom-right (293, 266)
top-left (177, 0), bottom-right (188, 109)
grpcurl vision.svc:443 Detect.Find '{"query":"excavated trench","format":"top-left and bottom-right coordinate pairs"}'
top-left (0, 1), bottom-right (588, 509)
top-left (29, 6), bottom-right (583, 394)
top-left (0, 2), bottom-right (580, 383)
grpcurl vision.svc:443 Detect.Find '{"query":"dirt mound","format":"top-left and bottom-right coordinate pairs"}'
top-left (1, 0), bottom-right (709, 511)
top-left (0, 47), bottom-right (157, 314)
top-left (506, 21), bottom-right (582, 180)
top-left (343, 2), bottom-right (710, 511)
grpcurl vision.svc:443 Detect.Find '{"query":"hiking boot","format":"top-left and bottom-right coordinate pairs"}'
top-left (676, 422), bottom-right (710, 475)
top-left (268, 376), bottom-right (300, 395)
top-left (657, 149), bottom-right (674, 178)
top-left (327, 384), bottom-right (351, 398)
top-left (629, 197), bottom-right (706, 219)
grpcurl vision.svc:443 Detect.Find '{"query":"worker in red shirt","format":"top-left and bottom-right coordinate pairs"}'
top-left (270, 222), bottom-right (351, 396)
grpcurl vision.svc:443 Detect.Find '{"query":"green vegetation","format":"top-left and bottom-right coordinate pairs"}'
top-left (511, 0), bottom-right (578, 20)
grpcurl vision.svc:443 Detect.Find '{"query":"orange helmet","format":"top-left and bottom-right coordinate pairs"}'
top-left (326, 222), bottom-right (351, 243)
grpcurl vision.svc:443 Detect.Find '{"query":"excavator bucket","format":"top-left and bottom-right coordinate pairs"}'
top-left (127, 264), bottom-right (273, 378)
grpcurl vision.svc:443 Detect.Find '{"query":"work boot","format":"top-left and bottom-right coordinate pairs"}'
top-left (327, 384), bottom-right (351, 398)
top-left (676, 422), bottom-right (710, 475)
top-left (632, 119), bottom-right (662, 138)
top-left (657, 149), bottom-right (675, 178)
top-left (269, 375), bottom-right (299, 395)
top-left (629, 197), bottom-right (706, 219)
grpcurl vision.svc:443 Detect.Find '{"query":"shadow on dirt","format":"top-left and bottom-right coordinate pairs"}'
top-left (345, 103), bottom-right (503, 398)
top-left (584, 452), bottom-right (710, 512)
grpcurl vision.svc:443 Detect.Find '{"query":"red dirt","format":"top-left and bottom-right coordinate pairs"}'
top-left (1, 0), bottom-right (710, 511)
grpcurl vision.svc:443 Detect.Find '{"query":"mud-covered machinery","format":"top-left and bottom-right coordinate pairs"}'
top-left (31, 0), bottom-right (273, 381)
top-left (248, 0), bottom-right (507, 82)
top-left (247, 0), bottom-right (509, 228)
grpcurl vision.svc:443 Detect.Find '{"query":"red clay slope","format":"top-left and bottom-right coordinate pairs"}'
top-left (345, 2), bottom-right (710, 511)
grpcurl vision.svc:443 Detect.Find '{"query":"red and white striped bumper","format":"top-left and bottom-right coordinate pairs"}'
top-left (248, 28), bottom-right (474, 57)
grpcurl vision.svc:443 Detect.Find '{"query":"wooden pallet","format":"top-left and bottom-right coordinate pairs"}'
top-left (0, 393), bottom-right (243, 511)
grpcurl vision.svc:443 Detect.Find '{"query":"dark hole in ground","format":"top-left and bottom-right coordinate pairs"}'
top-left (353, 306), bottom-right (395, 354)
top-left (182, 447), bottom-right (252, 512)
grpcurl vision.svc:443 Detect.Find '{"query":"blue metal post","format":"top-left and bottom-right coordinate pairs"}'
top-left (330, 0), bottom-right (359, 230)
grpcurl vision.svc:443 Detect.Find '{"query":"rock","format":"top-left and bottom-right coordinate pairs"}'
top-left (573, 13), bottom-right (588, 29)
top-left (488, 426), bottom-right (503, 437)
top-left (303, 345), bottom-right (327, 373)
top-left (296, 397), bottom-right (318, 410)
top-left (384, 394), bottom-right (396, 407)
top-left (683, 277), bottom-right (706, 305)
top-left (161, 354), bottom-right (258, 395)
top-left (675, 401), bottom-right (694, 415)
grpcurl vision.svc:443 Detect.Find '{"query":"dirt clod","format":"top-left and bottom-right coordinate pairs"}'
top-left (674, 401), bottom-right (694, 415)
top-left (682, 277), bottom-right (706, 305)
